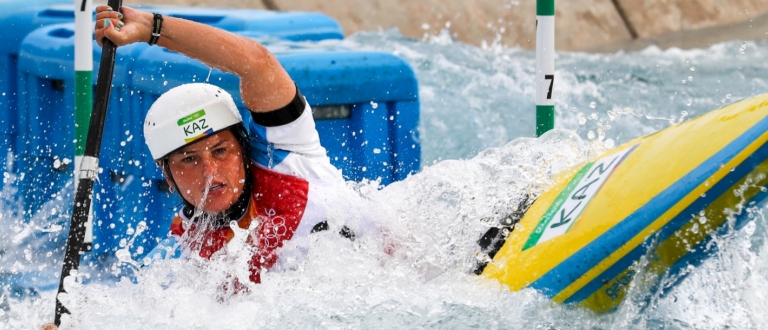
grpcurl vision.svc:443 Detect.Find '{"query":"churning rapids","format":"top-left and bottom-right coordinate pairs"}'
top-left (3, 28), bottom-right (768, 329)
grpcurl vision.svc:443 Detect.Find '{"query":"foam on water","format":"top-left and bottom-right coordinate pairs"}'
top-left (3, 30), bottom-right (768, 328)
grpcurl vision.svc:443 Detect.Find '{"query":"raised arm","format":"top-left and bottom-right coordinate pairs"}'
top-left (94, 5), bottom-right (296, 112)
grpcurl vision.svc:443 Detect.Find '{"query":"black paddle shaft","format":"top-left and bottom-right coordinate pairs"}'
top-left (54, 0), bottom-right (122, 325)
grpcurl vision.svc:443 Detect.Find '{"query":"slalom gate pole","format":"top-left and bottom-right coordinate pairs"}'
top-left (74, 0), bottom-right (94, 254)
top-left (536, 0), bottom-right (555, 136)
top-left (54, 0), bottom-right (122, 325)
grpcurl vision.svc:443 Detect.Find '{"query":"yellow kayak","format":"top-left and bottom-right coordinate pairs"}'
top-left (481, 93), bottom-right (768, 313)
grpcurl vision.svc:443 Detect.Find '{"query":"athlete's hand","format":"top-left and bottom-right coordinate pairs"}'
top-left (94, 5), bottom-right (153, 47)
top-left (41, 323), bottom-right (57, 330)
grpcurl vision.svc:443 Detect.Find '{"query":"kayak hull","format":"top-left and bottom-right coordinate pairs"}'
top-left (482, 93), bottom-right (768, 313)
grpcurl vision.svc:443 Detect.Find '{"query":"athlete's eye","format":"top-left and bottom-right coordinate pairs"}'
top-left (214, 147), bottom-right (227, 155)
top-left (181, 156), bottom-right (195, 163)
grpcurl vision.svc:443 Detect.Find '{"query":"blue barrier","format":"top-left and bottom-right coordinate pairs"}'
top-left (0, 0), bottom-right (74, 175)
top-left (16, 25), bottom-right (78, 219)
top-left (16, 23), bottom-right (177, 257)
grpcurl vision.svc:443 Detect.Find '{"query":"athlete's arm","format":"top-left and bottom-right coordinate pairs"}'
top-left (94, 5), bottom-right (296, 113)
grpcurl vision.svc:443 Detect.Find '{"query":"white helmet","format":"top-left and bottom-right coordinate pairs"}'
top-left (144, 83), bottom-right (244, 160)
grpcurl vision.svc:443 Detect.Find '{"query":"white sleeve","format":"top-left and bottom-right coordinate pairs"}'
top-left (243, 96), bottom-right (343, 182)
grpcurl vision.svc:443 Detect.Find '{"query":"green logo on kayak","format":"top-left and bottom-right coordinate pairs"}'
top-left (523, 145), bottom-right (637, 251)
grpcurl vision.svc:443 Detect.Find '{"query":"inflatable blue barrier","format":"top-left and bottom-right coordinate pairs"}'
top-left (15, 25), bottom-right (78, 219)
top-left (14, 23), bottom-right (419, 262)
top-left (16, 23), bottom-right (176, 257)
top-left (0, 1), bottom-right (75, 174)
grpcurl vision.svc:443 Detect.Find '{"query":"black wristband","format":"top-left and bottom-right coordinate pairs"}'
top-left (148, 13), bottom-right (163, 46)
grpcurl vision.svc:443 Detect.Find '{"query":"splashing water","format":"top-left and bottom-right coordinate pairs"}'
top-left (3, 30), bottom-right (768, 328)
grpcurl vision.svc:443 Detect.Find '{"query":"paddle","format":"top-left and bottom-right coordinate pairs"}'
top-left (54, 0), bottom-right (122, 325)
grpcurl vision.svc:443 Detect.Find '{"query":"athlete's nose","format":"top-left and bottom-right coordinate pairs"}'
top-left (200, 153), bottom-right (217, 177)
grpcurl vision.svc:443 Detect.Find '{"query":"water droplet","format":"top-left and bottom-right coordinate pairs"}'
top-left (726, 94), bottom-right (732, 99)
top-left (687, 76), bottom-right (693, 81)
top-left (589, 113), bottom-right (598, 120)
top-left (740, 42), bottom-right (747, 54)
top-left (422, 23), bottom-right (430, 30)
top-left (587, 131), bottom-right (595, 140)
top-left (578, 114), bottom-right (587, 125)
top-left (589, 102), bottom-right (596, 109)
top-left (690, 66), bottom-right (696, 71)
top-left (604, 139), bottom-right (615, 148)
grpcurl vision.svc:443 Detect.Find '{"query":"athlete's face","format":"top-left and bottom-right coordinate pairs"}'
top-left (165, 130), bottom-right (247, 214)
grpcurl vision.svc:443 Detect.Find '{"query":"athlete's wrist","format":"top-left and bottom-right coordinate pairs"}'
top-left (139, 11), bottom-right (156, 44)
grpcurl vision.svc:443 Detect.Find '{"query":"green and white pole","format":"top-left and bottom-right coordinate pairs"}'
top-left (75, 0), bottom-right (94, 252)
top-left (535, 0), bottom-right (555, 136)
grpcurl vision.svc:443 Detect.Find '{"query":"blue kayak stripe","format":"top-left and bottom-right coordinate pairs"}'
top-left (529, 110), bottom-right (768, 298)
top-left (563, 137), bottom-right (768, 303)
top-left (564, 242), bottom-right (648, 304)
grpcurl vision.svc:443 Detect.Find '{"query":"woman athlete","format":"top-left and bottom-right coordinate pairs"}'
top-left (93, 5), bottom-right (368, 284)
